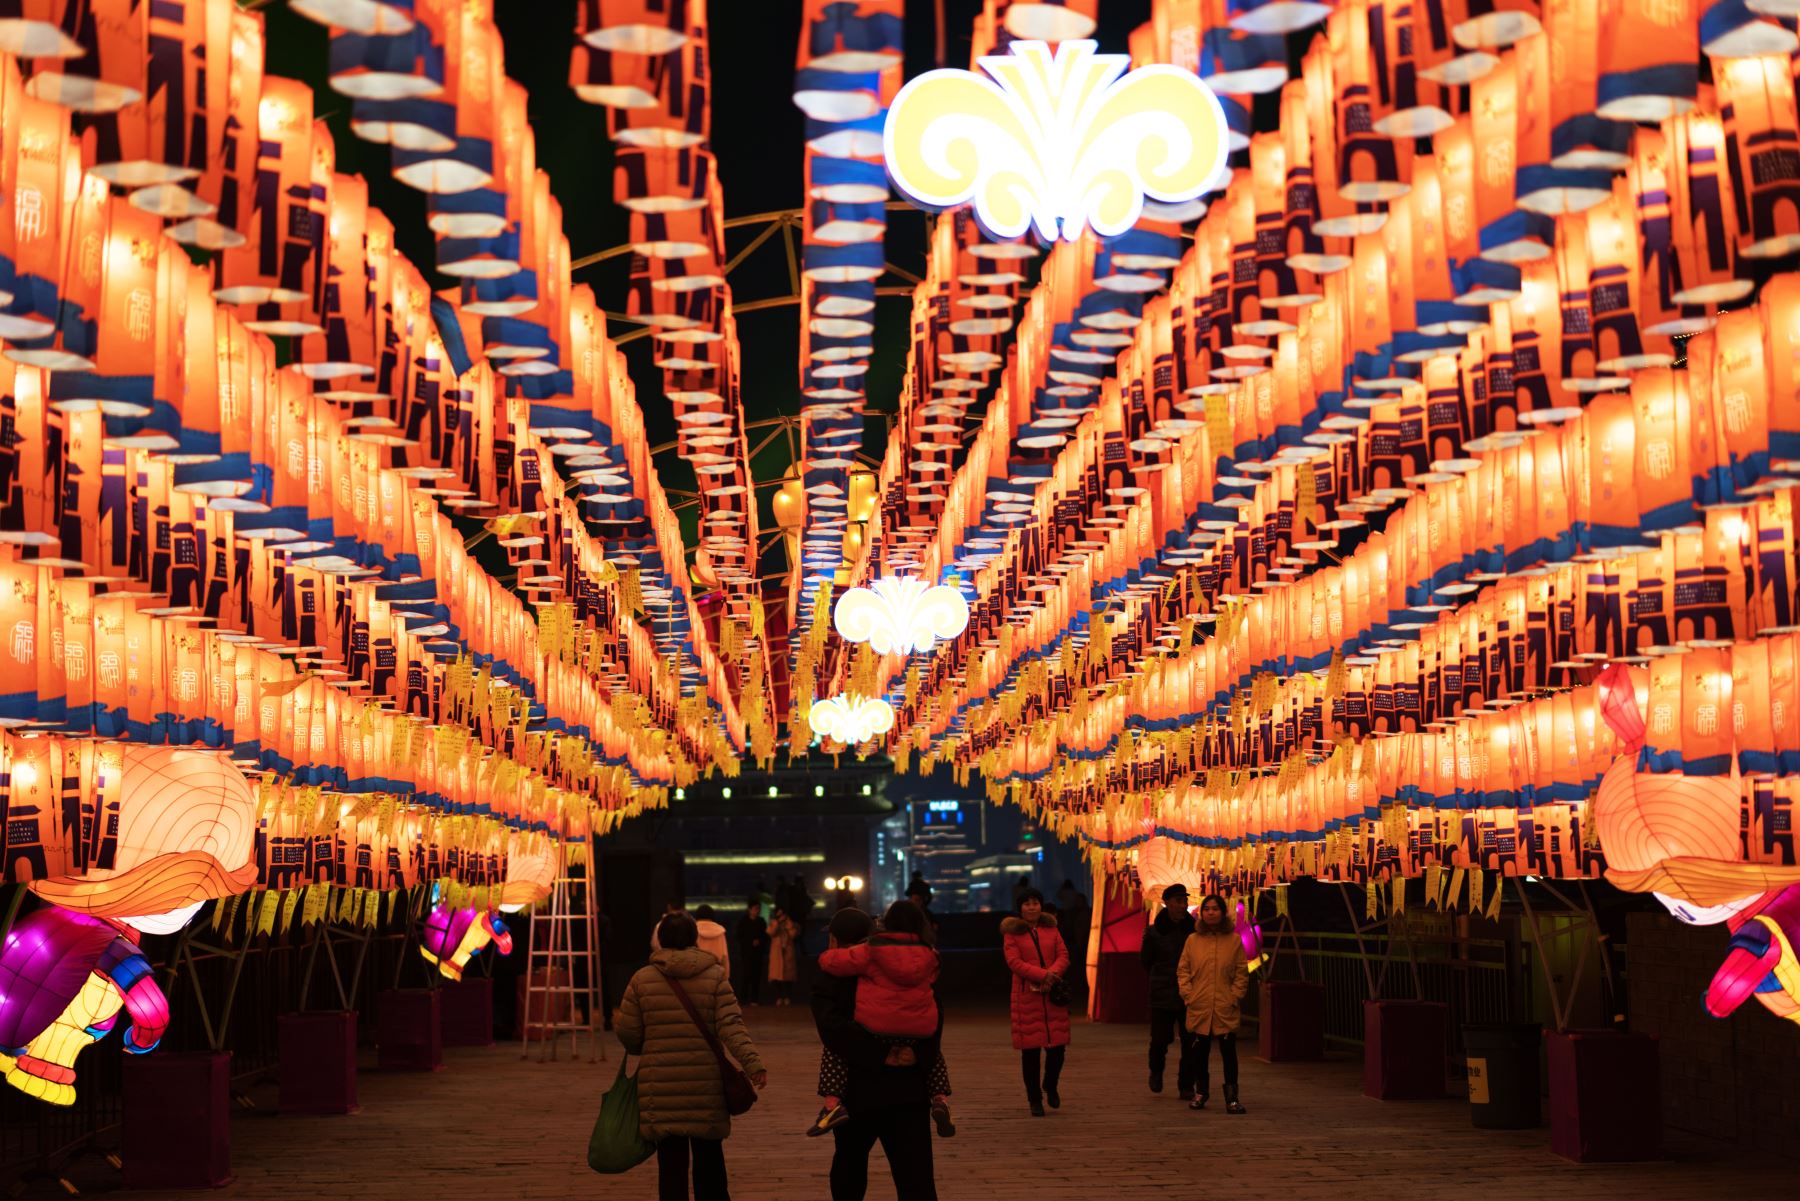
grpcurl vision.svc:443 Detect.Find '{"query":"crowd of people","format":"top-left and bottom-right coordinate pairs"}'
top-left (611, 877), bottom-right (1233, 1200)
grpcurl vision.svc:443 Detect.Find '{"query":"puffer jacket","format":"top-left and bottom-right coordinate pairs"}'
top-left (1177, 926), bottom-right (1249, 1036)
top-left (819, 932), bottom-right (939, 1037)
top-left (1139, 906), bottom-right (1195, 1012)
top-left (615, 947), bottom-right (765, 1141)
top-left (696, 919), bottom-right (731, 975)
top-left (1001, 914), bottom-right (1071, 1050)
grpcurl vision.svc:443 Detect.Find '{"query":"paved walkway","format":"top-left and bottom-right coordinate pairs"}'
top-left (114, 1007), bottom-right (1788, 1201)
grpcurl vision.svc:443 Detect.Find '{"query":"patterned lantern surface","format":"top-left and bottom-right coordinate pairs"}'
top-left (419, 903), bottom-right (512, 980)
top-left (21, 745), bottom-right (259, 923)
top-left (0, 907), bottom-right (167, 1105)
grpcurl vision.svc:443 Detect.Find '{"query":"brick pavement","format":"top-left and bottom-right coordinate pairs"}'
top-left (111, 1006), bottom-right (1790, 1201)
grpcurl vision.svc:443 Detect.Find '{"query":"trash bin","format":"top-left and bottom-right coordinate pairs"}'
top-left (1463, 1023), bottom-right (1541, 1129)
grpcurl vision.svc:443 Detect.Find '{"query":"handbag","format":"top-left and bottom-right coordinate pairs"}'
top-left (658, 968), bottom-right (759, 1116)
top-left (1030, 928), bottom-right (1072, 1007)
top-left (587, 1060), bottom-right (654, 1174)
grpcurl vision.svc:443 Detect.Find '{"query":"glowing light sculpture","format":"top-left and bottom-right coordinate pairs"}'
top-left (24, 747), bottom-right (260, 922)
top-left (807, 693), bottom-right (896, 746)
top-left (1592, 664), bottom-right (1800, 1025)
top-left (832, 576), bottom-right (970, 656)
top-left (0, 908), bottom-right (167, 1106)
top-left (883, 39), bottom-right (1230, 243)
top-left (419, 905), bottom-right (513, 981)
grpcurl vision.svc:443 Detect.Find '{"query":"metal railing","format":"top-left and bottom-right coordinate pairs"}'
top-left (1249, 918), bottom-right (1534, 1062)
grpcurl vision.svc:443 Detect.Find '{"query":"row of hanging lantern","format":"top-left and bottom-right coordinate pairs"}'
top-left (311, 0), bottom-right (738, 727)
top-left (905, 307), bottom-right (1800, 756)
top-left (801, 2), bottom-right (1108, 745)
top-left (570, 0), bottom-right (771, 750)
top-left (0, 6), bottom-right (755, 917)
top-left (0, 45), bottom-right (722, 789)
top-left (787, 0), bottom-right (904, 744)
top-left (846, 0), bottom-right (1800, 939)
top-left (0, 0), bottom-right (750, 1108)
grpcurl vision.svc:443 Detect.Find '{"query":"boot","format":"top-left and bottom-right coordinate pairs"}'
top-left (1188, 1091), bottom-right (1208, 1111)
top-left (1224, 1084), bottom-right (1246, 1115)
top-left (1149, 1066), bottom-right (1164, 1094)
top-left (1028, 1097), bottom-right (1046, 1117)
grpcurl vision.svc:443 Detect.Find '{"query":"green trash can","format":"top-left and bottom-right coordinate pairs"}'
top-left (1464, 1023), bottom-right (1541, 1129)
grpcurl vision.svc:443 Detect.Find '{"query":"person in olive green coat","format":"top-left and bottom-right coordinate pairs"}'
top-left (1177, 893), bottom-right (1249, 1115)
top-left (617, 912), bottom-right (768, 1199)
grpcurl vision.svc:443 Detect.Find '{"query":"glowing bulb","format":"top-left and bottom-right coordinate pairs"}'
top-left (721, 786), bottom-right (732, 800)
top-left (861, 784), bottom-right (872, 796)
top-left (767, 785), bottom-right (778, 798)
top-left (815, 785), bottom-right (825, 798)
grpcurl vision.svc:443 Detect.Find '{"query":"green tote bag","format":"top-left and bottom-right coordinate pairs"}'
top-left (587, 1061), bottom-right (654, 1174)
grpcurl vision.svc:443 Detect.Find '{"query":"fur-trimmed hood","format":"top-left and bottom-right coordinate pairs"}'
top-left (1001, 913), bottom-right (1058, 935)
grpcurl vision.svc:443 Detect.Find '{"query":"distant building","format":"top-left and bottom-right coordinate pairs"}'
top-left (967, 853), bottom-right (1037, 912)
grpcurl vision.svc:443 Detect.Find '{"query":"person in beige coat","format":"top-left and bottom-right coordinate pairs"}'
top-left (617, 912), bottom-right (768, 1200)
top-left (1176, 893), bottom-right (1249, 1115)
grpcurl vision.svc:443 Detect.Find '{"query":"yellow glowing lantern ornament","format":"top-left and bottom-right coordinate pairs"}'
top-left (883, 39), bottom-right (1230, 242)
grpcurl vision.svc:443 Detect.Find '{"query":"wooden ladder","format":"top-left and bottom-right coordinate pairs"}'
top-left (519, 852), bottom-right (605, 1063)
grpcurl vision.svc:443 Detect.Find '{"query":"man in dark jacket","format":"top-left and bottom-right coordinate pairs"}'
top-left (1140, 883), bottom-right (1197, 1098)
top-left (812, 907), bottom-right (940, 1201)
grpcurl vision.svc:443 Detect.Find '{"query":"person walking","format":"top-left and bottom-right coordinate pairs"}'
top-left (1001, 888), bottom-right (1070, 1116)
top-left (767, 905), bottom-right (800, 1006)
top-left (735, 901), bottom-right (768, 1006)
top-left (811, 907), bottom-right (941, 1201)
top-left (692, 905), bottom-right (731, 977)
top-left (1178, 893), bottom-right (1249, 1114)
top-left (1140, 883), bottom-right (1197, 1098)
top-left (615, 912), bottom-right (768, 1200)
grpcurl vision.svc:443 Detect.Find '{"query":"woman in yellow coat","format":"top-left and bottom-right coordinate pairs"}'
top-left (1177, 893), bottom-right (1249, 1114)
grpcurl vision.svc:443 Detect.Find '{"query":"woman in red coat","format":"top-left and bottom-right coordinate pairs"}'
top-left (1001, 888), bottom-right (1071, 1116)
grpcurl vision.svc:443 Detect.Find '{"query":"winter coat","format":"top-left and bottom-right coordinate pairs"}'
top-left (767, 914), bottom-right (799, 983)
top-left (811, 968), bottom-right (941, 1111)
top-left (1001, 914), bottom-right (1071, 1050)
top-left (735, 914), bottom-right (768, 963)
top-left (819, 932), bottom-right (940, 1038)
top-left (1139, 906), bottom-right (1196, 1012)
top-left (696, 919), bottom-right (731, 976)
top-left (1177, 926), bottom-right (1249, 1036)
top-left (615, 947), bottom-right (765, 1141)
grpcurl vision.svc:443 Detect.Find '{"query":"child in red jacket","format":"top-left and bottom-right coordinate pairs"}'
top-left (808, 900), bottom-right (954, 1138)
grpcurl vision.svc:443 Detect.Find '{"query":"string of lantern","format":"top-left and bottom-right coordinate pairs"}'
top-left (571, 0), bottom-right (774, 763)
top-left (786, 0), bottom-right (906, 748)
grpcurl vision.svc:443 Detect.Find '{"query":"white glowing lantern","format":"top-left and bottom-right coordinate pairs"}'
top-left (808, 694), bottom-right (896, 745)
top-left (833, 576), bottom-right (970, 656)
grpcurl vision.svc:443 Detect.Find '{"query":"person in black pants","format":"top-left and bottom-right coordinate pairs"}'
top-left (1140, 883), bottom-right (1197, 1098)
top-left (812, 907), bottom-right (940, 1201)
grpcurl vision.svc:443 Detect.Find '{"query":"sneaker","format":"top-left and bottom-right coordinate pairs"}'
top-left (806, 1104), bottom-right (849, 1137)
top-left (1149, 1068), bottom-right (1164, 1094)
top-left (931, 1099), bottom-right (956, 1137)
top-left (1044, 1086), bottom-right (1060, 1110)
top-left (1028, 1098), bottom-right (1046, 1117)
